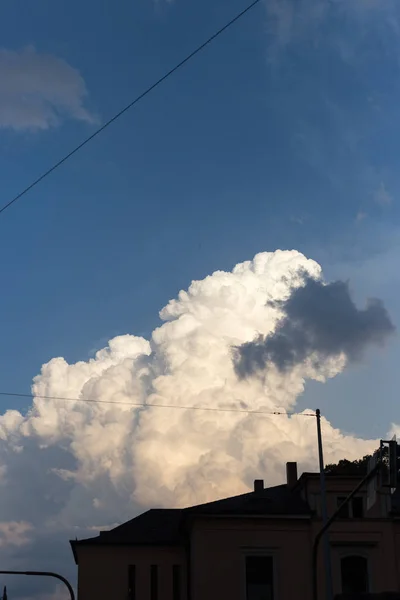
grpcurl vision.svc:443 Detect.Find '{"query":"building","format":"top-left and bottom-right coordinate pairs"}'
top-left (70, 462), bottom-right (400, 600)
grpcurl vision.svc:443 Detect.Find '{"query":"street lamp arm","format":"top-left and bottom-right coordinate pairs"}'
top-left (0, 570), bottom-right (75, 600)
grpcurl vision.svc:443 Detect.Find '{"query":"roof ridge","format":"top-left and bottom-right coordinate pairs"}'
top-left (183, 483), bottom-right (288, 512)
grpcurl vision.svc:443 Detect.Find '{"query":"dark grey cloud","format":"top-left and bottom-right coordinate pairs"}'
top-left (0, 46), bottom-right (95, 132)
top-left (234, 275), bottom-right (395, 377)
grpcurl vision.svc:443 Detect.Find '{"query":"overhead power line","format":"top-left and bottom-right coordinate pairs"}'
top-left (0, 0), bottom-right (263, 217)
top-left (0, 391), bottom-right (316, 417)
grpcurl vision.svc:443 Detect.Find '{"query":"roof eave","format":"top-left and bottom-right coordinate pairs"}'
top-left (185, 512), bottom-right (311, 520)
top-left (71, 539), bottom-right (182, 549)
top-left (69, 540), bottom-right (79, 565)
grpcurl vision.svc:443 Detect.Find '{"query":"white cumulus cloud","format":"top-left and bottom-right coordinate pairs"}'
top-left (0, 249), bottom-right (392, 597)
top-left (0, 46), bottom-right (95, 131)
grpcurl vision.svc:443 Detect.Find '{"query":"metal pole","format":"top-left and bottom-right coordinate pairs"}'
top-left (0, 570), bottom-right (75, 600)
top-left (312, 462), bottom-right (380, 600)
top-left (315, 408), bottom-right (333, 600)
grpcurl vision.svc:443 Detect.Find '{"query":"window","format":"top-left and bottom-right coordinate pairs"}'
top-left (337, 496), bottom-right (364, 518)
top-left (128, 565), bottom-right (136, 600)
top-left (352, 496), bottom-right (364, 518)
top-left (151, 565), bottom-right (158, 600)
top-left (341, 555), bottom-right (369, 594)
top-left (246, 555), bottom-right (274, 600)
top-left (309, 493), bottom-right (321, 516)
top-left (337, 497), bottom-right (349, 518)
top-left (173, 565), bottom-right (181, 600)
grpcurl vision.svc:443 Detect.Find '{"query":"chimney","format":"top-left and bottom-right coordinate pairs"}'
top-left (254, 479), bottom-right (264, 493)
top-left (286, 462), bottom-right (298, 488)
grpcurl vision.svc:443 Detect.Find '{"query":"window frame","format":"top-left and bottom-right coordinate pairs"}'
top-left (336, 495), bottom-right (365, 519)
top-left (241, 547), bottom-right (279, 600)
top-left (351, 496), bottom-right (364, 518)
top-left (338, 550), bottom-right (371, 594)
top-left (172, 564), bottom-right (182, 600)
top-left (309, 492), bottom-right (322, 516)
top-left (150, 564), bottom-right (158, 600)
top-left (127, 564), bottom-right (136, 600)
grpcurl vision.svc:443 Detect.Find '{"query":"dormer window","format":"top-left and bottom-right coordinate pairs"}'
top-left (337, 496), bottom-right (364, 518)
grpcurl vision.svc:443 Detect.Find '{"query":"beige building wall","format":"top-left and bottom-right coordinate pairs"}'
top-left (190, 516), bottom-right (311, 600)
top-left (76, 545), bottom-right (186, 600)
top-left (305, 474), bottom-right (400, 597)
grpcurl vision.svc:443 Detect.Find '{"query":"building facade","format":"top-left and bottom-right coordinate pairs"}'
top-left (71, 462), bottom-right (400, 600)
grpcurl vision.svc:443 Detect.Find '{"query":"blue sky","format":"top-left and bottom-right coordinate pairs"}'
top-left (0, 0), bottom-right (399, 435)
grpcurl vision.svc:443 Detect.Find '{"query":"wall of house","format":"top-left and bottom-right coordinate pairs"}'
top-left (312, 519), bottom-right (400, 597)
top-left (300, 475), bottom-right (391, 519)
top-left (74, 475), bottom-right (400, 600)
top-left (75, 544), bottom-right (187, 600)
top-left (188, 515), bottom-right (400, 600)
top-left (392, 521), bottom-right (400, 596)
top-left (302, 475), bottom-right (400, 597)
top-left (189, 516), bottom-right (312, 600)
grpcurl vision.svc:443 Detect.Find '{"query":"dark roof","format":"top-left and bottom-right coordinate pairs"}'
top-left (185, 484), bottom-right (311, 517)
top-left (70, 509), bottom-right (183, 563)
top-left (70, 483), bottom-right (312, 562)
top-left (73, 509), bottom-right (183, 546)
top-left (297, 472), bottom-right (363, 482)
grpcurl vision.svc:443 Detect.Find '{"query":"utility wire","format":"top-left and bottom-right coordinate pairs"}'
top-left (0, 391), bottom-right (316, 417)
top-left (0, 0), bottom-right (263, 217)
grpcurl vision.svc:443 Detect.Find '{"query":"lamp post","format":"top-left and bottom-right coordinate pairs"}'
top-left (315, 408), bottom-right (333, 600)
top-left (0, 571), bottom-right (74, 600)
